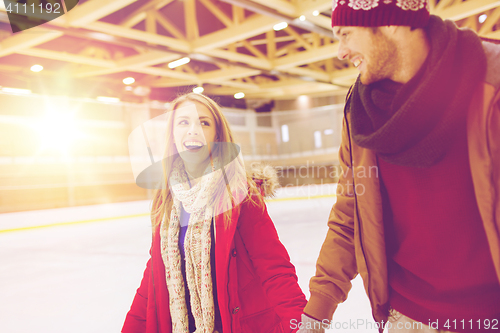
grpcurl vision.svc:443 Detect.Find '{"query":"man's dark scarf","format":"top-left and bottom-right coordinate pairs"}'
top-left (349, 15), bottom-right (487, 167)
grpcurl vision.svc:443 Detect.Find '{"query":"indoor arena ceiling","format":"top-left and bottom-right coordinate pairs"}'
top-left (0, 0), bottom-right (499, 102)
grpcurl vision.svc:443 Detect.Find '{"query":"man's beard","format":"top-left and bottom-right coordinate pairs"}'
top-left (360, 32), bottom-right (399, 85)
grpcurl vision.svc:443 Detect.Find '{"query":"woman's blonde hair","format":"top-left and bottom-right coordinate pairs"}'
top-left (151, 93), bottom-right (261, 230)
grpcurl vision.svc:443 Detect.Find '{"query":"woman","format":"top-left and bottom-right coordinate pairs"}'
top-left (122, 93), bottom-right (306, 333)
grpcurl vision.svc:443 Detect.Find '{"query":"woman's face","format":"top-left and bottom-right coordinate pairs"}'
top-left (173, 101), bottom-right (217, 168)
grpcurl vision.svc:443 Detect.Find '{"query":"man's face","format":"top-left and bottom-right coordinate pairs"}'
top-left (333, 26), bottom-right (399, 85)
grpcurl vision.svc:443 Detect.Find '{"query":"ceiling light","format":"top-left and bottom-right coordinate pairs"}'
top-left (1, 87), bottom-right (31, 95)
top-left (299, 15), bottom-right (306, 21)
top-left (31, 64), bottom-right (43, 72)
top-left (312, 10), bottom-right (319, 16)
top-left (123, 77), bottom-right (135, 85)
top-left (88, 32), bottom-right (116, 42)
top-left (324, 129), bottom-right (334, 135)
top-left (234, 92), bottom-right (245, 99)
top-left (125, 86), bottom-right (133, 91)
top-left (96, 96), bottom-right (120, 103)
top-left (168, 57), bottom-right (190, 69)
top-left (273, 22), bottom-right (288, 31)
top-left (479, 14), bottom-right (487, 24)
top-left (193, 86), bottom-right (204, 94)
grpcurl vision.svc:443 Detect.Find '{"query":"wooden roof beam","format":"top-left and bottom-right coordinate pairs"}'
top-left (303, 13), bottom-right (332, 30)
top-left (85, 21), bottom-right (190, 52)
top-left (148, 77), bottom-right (198, 87)
top-left (246, 0), bottom-right (296, 16)
top-left (198, 0), bottom-right (234, 27)
top-left (185, 0), bottom-right (199, 41)
top-left (281, 67), bottom-right (331, 82)
top-left (65, 0), bottom-right (138, 27)
top-left (155, 12), bottom-right (185, 39)
top-left (232, 5), bottom-right (245, 25)
top-left (296, 0), bottom-right (332, 16)
top-left (284, 26), bottom-right (313, 51)
top-left (241, 40), bottom-right (267, 59)
top-left (131, 66), bottom-right (198, 81)
top-left (192, 15), bottom-right (279, 51)
top-left (202, 48), bottom-right (272, 70)
top-left (484, 30), bottom-right (500, 39)
top-left (117, 51), bottom-right (181, 68)
top-left (434, 0), bottom-right (500, 21)
top-left (274, 43), bottom-right (339, 69)
top-left (428, 0), bottom-right (438, 11)
top-left (198, 67), bottom-right (261, 81)
top-left (16, 48), bottom-right (115, 67)
top-left (330, 67), bottom-right (359, 85)
top-left (73, 51), bottom-right (181, 78)
top-left (0, 28), bottom-right (63, 57)
top-left (205, 79), bottom-right (259, 89)
top-left (479, 7), bottom-right (500, 35)
top-left (119, 0), bottom-right (175, 28)
top-left (266, 31), bottom-right (276, 59)
top-left (434, 0), bottom-right (457, 12)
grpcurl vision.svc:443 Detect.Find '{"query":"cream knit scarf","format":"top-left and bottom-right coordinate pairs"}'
top-left (160, 157), bottom-right (218, 333)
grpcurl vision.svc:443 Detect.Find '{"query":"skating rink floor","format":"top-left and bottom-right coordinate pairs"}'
top-left (0, 184), bottom-right (377, 333)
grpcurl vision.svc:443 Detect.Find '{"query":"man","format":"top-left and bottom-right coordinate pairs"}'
top-left (297, 1), bottom-right (500, 332)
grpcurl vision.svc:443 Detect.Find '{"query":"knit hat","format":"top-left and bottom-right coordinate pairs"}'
top-left (332, 0), bottom-right (430, 28)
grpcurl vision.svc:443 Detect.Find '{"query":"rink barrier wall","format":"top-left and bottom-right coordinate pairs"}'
top-left (0, 194), bottom-right (336, 233)
top-left (0, 212), bottom-right (150, 234)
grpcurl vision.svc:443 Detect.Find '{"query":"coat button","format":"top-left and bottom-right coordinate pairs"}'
top-left (231, 249), bottom-right (237, 257)
top-left (232, 306), bottom-right (240, 314)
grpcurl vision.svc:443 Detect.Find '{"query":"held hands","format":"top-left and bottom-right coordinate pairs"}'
top-left (296, 314), bottom-right (326, 333)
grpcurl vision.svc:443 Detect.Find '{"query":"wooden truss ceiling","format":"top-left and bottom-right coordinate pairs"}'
top-left (0, 0), bottom-right (499, 101)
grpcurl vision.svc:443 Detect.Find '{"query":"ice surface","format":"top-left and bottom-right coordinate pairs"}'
top-left (0, 185), bottom-right (376, 333)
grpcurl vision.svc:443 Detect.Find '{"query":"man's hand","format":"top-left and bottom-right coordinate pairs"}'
top-left (296, 313), bottom-right (326, 333)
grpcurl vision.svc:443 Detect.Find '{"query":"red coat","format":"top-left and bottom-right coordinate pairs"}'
top-left (122, 197), bottom-right (307, 333)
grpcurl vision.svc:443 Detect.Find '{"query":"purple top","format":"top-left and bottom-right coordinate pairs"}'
top-left (179, 203), bottom-right (190, 259)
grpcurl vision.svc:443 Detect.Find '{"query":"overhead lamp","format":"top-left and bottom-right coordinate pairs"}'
top-left (234, 92), bottom-right (245, 99)
top-left (97, 96), bottom-right (120, 103)
top-left (123, 77), bottom-right (135, 85)
top-left (312, 10), bottom-right (319, 16)
top-left (299, 15), bottom-right (306, 21)
top-left (168, 57), bottom-right (190, 69)
top-left (193, 86), bottom-right (204, 94)
top-left (324, 129), bottom-right (334, 135)
top-left (31, 64), bottom-right (43, 72)
top-left (479, 14), bottom-right (487, 24)
top-left (1, 87), bottom-right (31, 95)
top-left (273, 22), bottom-right (288, 31)
top-left (88, 32), bottom-right (116, 42)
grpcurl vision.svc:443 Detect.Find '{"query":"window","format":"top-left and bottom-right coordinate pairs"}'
top-left (281, 124), bottom-right (289, 143)
top-left (314, 130), bottom-right (322, 148)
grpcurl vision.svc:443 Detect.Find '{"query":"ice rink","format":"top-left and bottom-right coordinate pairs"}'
top-left (0, 185), bottom-right (377, 333)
